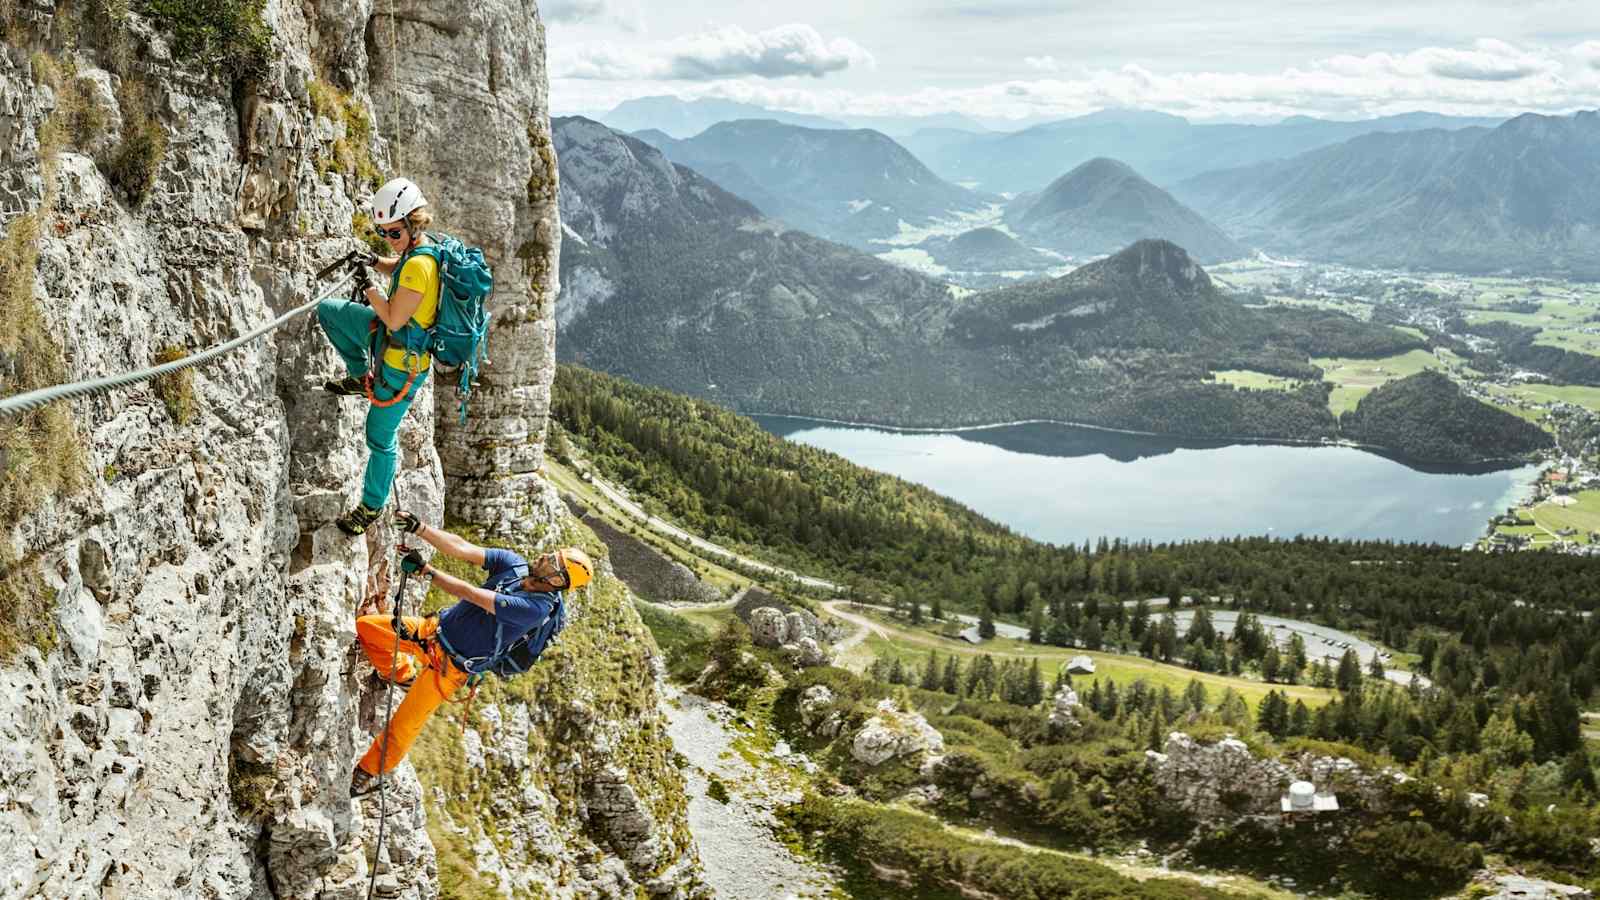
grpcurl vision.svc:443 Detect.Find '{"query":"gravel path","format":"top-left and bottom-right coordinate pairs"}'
top-left (663, 686), bottom-right (838, 899)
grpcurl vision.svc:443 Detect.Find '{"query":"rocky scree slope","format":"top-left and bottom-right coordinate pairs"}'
top-left (0, 3), bottom-right (701, 898)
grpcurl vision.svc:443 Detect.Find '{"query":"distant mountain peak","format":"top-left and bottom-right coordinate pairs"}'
top-left (1097, 239), bottom-right (1210, 292)
top-left (1004, 158), bottom-right (1244, 263)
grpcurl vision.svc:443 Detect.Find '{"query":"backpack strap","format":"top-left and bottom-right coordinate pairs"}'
top-left (385, 236), bottom-right (442, 355)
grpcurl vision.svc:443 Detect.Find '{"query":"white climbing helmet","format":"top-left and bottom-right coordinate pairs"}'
top-left (370, 177), bottom-right (427, 225)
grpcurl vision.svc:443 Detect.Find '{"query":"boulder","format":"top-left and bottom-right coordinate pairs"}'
top-left (749, 607), bottom-right (790, 647)
top-left (1047, 686), bottom-right (1081, 730)
top-left (1488, 875), bottom-right (1592, 899)
top-left (782, 637), bottom-right (832, 668)
top-left (799, 685), bottom-right (845, 738)
top-left (850, 699), bottom-right (944, 767)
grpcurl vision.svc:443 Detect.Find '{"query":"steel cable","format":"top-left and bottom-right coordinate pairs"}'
top-left (0, 271), bottom-right (356, 418)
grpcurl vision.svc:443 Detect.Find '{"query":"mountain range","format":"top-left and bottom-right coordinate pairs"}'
top-left (1175, 111), bottom-right (1600, 276)
top-left (554, 117), bottom-right (1442, 445)
top-left (1003, 158), bottom-right (1245, 263)
top-left (597, 96), bottom-right (847, 138)
top-left (905, 108), bottom-right (1507, 193)
top-left (632, 119), bottom-right (995, 249)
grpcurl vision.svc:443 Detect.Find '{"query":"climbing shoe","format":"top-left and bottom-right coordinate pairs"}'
top-left (350, 767), bottom-right (381, 798)
top-left (323, 374), bottom-right (366, 396)
top-left (336, 503), bottom-right (382, 535)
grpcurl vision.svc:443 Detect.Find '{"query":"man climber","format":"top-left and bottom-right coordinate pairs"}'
top-left (350, 511), bottom-right (594, 796)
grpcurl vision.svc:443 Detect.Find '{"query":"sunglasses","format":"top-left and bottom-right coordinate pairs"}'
top-left (530, 552), bottom-right (570, 589)
top-left (372, 225), bottom-right (407, 240)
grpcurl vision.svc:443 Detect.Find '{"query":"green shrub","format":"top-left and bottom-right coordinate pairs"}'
top-left (137, 0), bottom-right (274, 79)
top-left (227, 753), bottom-right (276, 820)
top-left (633, 601), bottom-right (711, 682)
top-left (705, 775), bottom-right (730, 804)
top-left (1347, 821), bottom-right (1480, 897)
top-left (103, 83), bottom-right (166, 204)
top-left (153, 346), bottom-right (196, 424)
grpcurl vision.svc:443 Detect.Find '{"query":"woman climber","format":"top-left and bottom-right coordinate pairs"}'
top-left (351, 510), bottom-right (594, 797)
top-left (318, 176), bottom-right (440, 535)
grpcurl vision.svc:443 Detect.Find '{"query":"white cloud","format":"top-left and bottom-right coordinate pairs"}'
top-left (543, 0), bottom-right (641, 31)
top-left (1024, 55), bottom-right (1061, 73)
top-left (1575, 41), bottom-right (1600, 71)
top-left (554, 39), bottom-right (1600, 123)
top-left (553, 23), bottom-right (873, 81)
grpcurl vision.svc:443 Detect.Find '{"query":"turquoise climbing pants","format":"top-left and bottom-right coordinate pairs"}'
top-left (317, 298), bottom-right (430, 510)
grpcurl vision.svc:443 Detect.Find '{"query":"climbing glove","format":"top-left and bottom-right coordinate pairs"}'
top-left (395, 510), bottom-right (423, 534)
top-left (351, 258), bottom-right (374, 300)
top-left (400, 550), bottom-right (428, 576)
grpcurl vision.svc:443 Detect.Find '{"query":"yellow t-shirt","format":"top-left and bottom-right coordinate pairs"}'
top-left (384, 252), bottom-right (441, 371)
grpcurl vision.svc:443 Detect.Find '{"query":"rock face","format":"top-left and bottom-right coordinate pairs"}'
top-left (1145, 732), bottom-right (1400, 823)
top-left (1487, 874), bottom-right (1593, 899)
top-left (799, 685), bottom-right (846, 739)
top-left (850, 699), bottom-right (945, 767)
top-left (0, 4), bottom-right (702, 898)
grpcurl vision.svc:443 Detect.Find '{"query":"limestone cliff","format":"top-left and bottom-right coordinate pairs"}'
top-left (0, 2), bottom-right (700, 898)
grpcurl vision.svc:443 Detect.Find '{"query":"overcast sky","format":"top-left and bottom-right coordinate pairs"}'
top-left (543, 0), bottom-right (1600, 124)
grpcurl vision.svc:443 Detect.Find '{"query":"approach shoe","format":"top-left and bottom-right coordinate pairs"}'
top-left (323, 374), bottom-right (366, 396)
top-left (336, 503), bottom-right (382, 535)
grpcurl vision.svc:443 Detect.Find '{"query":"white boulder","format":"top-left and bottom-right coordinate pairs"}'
top-left (850, 699), bottom-right (944, 767)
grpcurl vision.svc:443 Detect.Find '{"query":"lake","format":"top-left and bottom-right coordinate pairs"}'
top-left (752, 418), bottom-right (1540, 547)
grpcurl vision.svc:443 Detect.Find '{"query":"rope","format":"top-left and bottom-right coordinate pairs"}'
top-left (0, 271), bottom-right (357, 419)
top-left (366, 562), bottom-right (410, 900)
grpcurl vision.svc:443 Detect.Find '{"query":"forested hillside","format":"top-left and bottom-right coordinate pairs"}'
top-left (1341, 371), bottom-right (1554, 462)
top-left (554, 365), bottom-right (1596, 621)
top-left (568, 364), bottom-right (1600, 872)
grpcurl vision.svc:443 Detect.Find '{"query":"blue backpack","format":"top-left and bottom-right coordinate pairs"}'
top-left (388, 232), bottom-right (493, 423)
top-left (436, 594), bottom-right (568, 681)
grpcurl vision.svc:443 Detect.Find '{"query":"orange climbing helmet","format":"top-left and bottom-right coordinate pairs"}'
top-left (534, 547), bottom-right (593, 590)
top-left (560, 547), bottom-right (594, 590)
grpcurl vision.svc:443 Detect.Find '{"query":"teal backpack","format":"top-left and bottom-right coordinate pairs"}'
top-left (387, 232), bottom-right (493, 423)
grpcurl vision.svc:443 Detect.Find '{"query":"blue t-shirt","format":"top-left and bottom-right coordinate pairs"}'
top-left (437, 548), bottom-right (561, 661)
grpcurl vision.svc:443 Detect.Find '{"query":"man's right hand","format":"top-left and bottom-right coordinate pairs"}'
top-left (395, 510), bottom-right (423, 534)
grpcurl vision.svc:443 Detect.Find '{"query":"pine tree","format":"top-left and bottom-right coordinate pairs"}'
top-left (1028, 601), bottom-right (1044, 644)
top-left (979, 604), bottom-right (996, 640)
top-left (1337, 649), bottom-right (1364, 693)
top-left (931, 597), bottom-right (944, 621)
top-left (910, 599), bottom-right (923, 625)
top-left (941, 654), bottom-right (961, 694)
top-left (1560, 750), bottom-right (1597, 796)
top-left (888, 658), bottom-right (906, 685)
top-left (1288, 634), bottom-right (1308, 684)
top-left (1262, 645), bottom-right (1282, 683)
top-left (1289, 699), bottom-right (1311, 736)
top-left (920, 649), bottom-right (941, 691)
top-left (1367, 653), bottom-right (1386, 681)
top-left (1027, 659), bottom-right (1045, 707)
top-left (1183, 678), bottom-right (1208, 713)
top-left (1084, 616), bottom-right (1103, 651)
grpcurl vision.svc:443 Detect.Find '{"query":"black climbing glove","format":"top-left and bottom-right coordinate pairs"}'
top-left (395, 510), bottom-right (423, 534)
top-left (351, 259), bottom-right (374, 301)
top-left (401, 549), bottom-right (428, 576)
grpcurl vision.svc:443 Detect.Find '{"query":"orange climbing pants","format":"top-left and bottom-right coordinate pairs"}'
top-left (355, 614), bottom-right (470, 776)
